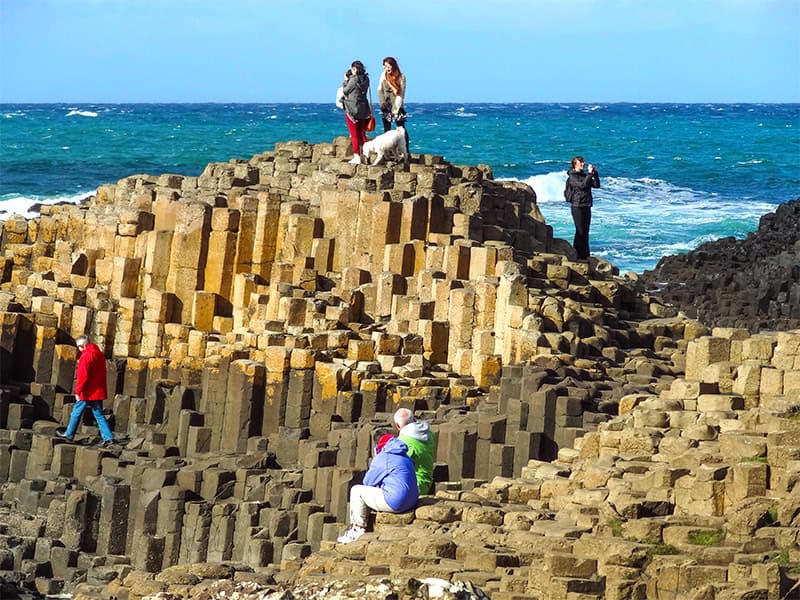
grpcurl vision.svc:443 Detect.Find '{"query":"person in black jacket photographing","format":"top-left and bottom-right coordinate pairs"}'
top-left (564, 156), bottom-right (601, 260)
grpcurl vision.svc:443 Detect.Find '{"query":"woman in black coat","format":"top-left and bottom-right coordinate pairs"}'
top-left (564, 155), bottom-right (601, 260)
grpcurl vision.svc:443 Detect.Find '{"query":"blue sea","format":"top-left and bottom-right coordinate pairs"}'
top-left (2, 103), bottom-right (798, 273)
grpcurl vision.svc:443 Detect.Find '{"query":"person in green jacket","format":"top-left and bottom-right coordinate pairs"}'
top-left (393, 408), bottom-right (435, 495)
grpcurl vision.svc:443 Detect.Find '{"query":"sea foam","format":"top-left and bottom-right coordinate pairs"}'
top-left (503, 171), bottom-right (778, 272)
top-left (66, 110), bottom-right (98, 118)
top-left (0, 192), bottom-right (93, 219)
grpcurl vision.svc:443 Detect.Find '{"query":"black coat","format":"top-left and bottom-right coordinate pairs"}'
top-left (565, 168), bottom-right (601, 207)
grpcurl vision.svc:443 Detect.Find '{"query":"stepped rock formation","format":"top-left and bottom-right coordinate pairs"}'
top-left (641, 199), bottom-right (800, 333)
top-left (0, 138), bottom-right (798, 599)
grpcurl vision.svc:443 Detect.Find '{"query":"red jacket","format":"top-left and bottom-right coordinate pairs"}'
top-left (75, 342), bottom-right (108, 401)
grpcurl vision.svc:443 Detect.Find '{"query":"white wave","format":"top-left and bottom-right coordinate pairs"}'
top-left (736, 159), bottom-right (764, 165)
top-left (0, 191), bottom-right (93, 219)
top-left (453, 107), bottom-right (477, 118)
top-left (3, 111), bottom-right (25, 119)
top-left (66, 110), bottom-right (98, 118)
top-left (505, 171), bottom-right (567, 204)
top-left (657, 234), bottom-right (726, 254)
top-left (503, 172), bottom-right (779, 226)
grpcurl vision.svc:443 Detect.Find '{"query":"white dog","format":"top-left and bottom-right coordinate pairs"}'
top-left (361, 127), bottom-right (408, 165)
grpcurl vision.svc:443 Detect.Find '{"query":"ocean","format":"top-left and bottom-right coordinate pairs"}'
top-left (2, 103), bottom-right (798, 273)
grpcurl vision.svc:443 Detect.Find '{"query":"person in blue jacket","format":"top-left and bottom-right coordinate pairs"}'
top-left (337, 432), bottom-right (419, 544)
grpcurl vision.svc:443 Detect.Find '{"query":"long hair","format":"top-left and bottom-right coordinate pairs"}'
top-left (383, 56), bottom-right (403, 91)
top-left (351, 60), bottom-right (366, 75)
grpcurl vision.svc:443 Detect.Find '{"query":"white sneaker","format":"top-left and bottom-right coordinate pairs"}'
top-left (337, 525), bottom-right (365, 544)
top-left (349, 154), bottom-right (362, 165)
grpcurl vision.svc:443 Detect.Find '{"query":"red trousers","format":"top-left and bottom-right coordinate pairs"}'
top-left (345, 112), bottom-right (368, 154)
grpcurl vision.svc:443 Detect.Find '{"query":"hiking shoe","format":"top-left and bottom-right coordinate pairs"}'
top-left (97, 438), bottom-right (115, 448)
top-left (336, 526), bottom-right (365, 544)
top-left (55, 428), bottom-right (73, 441)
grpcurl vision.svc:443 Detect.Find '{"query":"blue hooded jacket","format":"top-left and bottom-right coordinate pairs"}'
top-left (362, 436), bottom-right (419, 512)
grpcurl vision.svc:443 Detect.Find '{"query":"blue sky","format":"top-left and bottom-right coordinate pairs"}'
top-left (1, 0), bottom-right (798, 103)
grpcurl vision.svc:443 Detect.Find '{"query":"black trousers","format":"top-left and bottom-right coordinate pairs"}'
top-left (571, 205), bottom-right (592, 260)
top-left (381, 108), bottom-right (409, 148)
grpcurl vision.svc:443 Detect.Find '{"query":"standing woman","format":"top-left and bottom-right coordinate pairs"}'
top-left (564, 156), bottom-right (601, 260)
top-left (342, 60), bottom-right (372, 164)
top-left (378, 57), bottom-right (409, 147)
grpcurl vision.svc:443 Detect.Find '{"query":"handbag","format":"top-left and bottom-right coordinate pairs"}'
top-left (365, 84), bottom-right (376, 131)
top-left (335, 86), bottom-right (344, 110)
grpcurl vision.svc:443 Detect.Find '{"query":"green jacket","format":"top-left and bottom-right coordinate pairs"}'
top-left (398, 421), bottom-right (435, 495)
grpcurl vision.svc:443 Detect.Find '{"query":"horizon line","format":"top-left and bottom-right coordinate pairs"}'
top-left (2, 100), bottom-right (799, 106)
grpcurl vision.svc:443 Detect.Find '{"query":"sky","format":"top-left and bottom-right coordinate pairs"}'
top-left (1, 0), bottom-right (798, 104)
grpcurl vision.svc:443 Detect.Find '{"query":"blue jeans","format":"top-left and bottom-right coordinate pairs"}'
top-left (65, 400), bottom-right (113, 441)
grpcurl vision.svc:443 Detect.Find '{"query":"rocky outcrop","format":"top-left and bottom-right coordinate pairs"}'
top-left (0, 139), bottom-right (797, 599)
top-left (641, 199), bottom-right (800, 333)
top-left (3, 327), bottom-right (793, 600)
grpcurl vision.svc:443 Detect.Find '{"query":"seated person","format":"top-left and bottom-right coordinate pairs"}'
top-left (337, 431), bottom-right (419, 544)
top-left (394, 408), bottom-right (435, 494)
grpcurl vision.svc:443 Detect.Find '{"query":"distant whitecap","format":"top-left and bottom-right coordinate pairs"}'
top-left (66, 110), bottom-right (98, 118)
top-left (453, 107), bottom-right (477, 117)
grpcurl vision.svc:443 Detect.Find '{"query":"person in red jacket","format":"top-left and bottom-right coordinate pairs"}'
top-left (56, 335), bottom-right (115, 446)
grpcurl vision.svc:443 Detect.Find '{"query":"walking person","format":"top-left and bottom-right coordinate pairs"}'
top-left (564, 156), bottom-right (601, 260)
top-left (337, 431), bottom-right (419, 544)
top-left (377, 56), bottom-right (409, 148)
top-left (56, 335), bottom-right (115, 447)
top-left (341, 60), bottom-right (372, 165)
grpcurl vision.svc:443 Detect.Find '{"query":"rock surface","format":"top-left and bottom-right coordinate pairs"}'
top-left (0, 139), bottom-right (798, 599)
top-left (641, 198), bottom-right (800, 332)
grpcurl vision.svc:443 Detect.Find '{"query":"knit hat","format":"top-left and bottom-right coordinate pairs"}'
top-left (375, 433), bottom-right (394, 454)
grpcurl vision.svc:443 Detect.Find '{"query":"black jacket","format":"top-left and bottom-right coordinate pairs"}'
top-left (342, 73), bottom-right (371, 120)
top-left (565, 168), bottom-right (601, 207)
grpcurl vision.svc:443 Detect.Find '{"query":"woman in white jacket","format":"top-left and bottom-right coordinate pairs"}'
top-left (377, 57), bottom-right (409, 148)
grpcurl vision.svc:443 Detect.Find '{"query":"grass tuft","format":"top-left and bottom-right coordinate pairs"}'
top-left (608, 518), bottom-right (624, 537)
top-left (687, 529), bottom-right (724, 546)
top-left (772, 549), bottom-right (790, 566)
top-left (650, 543), bottom-right (681, 555)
